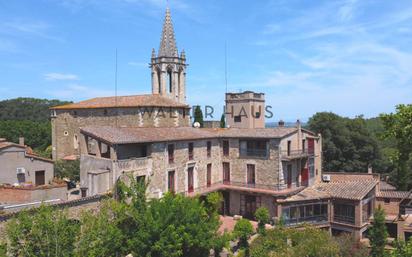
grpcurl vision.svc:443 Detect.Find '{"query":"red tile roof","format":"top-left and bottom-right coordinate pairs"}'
top-left (80, 126), bottom-right (299, 144)
top-left (314, 179), bottom-right (378, 200)
top-left (50, 94), bottom-right (189, 110)
top-left (377, 190), bottom-right (411, 199)
top-left (0, 140), bottom-right (53, 163)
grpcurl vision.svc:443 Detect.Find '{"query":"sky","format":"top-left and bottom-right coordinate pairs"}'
top-left (0, 0), bottom-right (411, 122)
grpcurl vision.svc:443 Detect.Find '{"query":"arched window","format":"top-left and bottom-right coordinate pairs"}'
top-left (157, 68), bottom-right (161, 94)
top-left (167, 69), bottom-right (173, 93)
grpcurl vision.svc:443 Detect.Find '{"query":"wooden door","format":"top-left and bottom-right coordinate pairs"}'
top-left (223, 162), bottom-right (230, 184)
top-left (207, 164), bottom-right (211, 187)
top-left (308, 138), bottom-right (315, 154)
top-left (301, 168), bottom-right (309, 186)
top-left (35, 170), bottom-right (45, 186)
top-left (168, 170), bottom-right (175, 193)
top-left (247, 164), bottom-right (255, 185)
top-left (287, 165), bottom-right (292, 188)
top-left (188, 167), bottom-right (194, 192)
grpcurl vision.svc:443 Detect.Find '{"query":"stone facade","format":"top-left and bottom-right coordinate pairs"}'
top-left (79, 125), bottom-right (322, 221)
top-left (51, 106), bottom-right (190, 160)
top-left (225, 91), bottom-right (265, 129)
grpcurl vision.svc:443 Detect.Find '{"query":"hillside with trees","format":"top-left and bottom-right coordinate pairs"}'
top-left (0, 98), bottom-right (70, 156)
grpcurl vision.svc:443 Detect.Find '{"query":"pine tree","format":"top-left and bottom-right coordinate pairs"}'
top-left (193, 106), bottom-right (204, 127)
top-left (369, 206), bottom-right (388, 257)
top-left (220, 114), bottom-right (225, 128)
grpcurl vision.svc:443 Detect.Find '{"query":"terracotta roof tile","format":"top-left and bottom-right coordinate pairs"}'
top-left (313, 179), bottom-right (378, 200)
top-left (377, 190), bottom-right (411, 199)
top-left (50, 94), bottom-right (189, 110)
top-left (282, 187), bottom-right (330, 202)
top-left (80, 126), bottom-right (299, 144)
top-left (0, 140), bottom-right (53, 163)
top-left (379, 181), bottom-right (397, 191)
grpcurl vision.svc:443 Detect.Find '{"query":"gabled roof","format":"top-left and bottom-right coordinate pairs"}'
top-left (80, 126), bottom-right (299, 145)
top-left (377, 190), bottom-right (411, 199)
top-left (50, 94), bottom-right (189, 110)
top-left (0, 140), bottom-right (53, 163)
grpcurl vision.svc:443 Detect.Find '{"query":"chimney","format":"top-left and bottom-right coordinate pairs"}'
top-left (296, 119), bottom-right (301, 130)
top-left (367, 164), bottom-right (373, 174)
top-left (19, 137), bottom-right (25, 146)
top-left (278, 120), bottom-right (285, 127)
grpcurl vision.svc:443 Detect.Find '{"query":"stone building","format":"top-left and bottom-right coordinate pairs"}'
top-left (50, 8), bottom-right (191, 161)
top-left (56, 6), bottom-right (412, 241)
top-left (78, 123), bottom-right (322, 219)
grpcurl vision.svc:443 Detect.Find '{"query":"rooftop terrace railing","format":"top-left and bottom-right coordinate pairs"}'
top-left (281, 149), bottom-right (314, 160)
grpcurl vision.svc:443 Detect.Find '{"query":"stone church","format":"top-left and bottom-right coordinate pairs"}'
top-left (50, 8), bottom-right (190, 161)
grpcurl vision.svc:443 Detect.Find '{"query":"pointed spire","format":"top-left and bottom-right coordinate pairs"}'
top-left (159, 7), bottom-right (178, 57)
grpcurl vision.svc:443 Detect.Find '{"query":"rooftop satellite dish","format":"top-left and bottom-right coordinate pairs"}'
top-left (193, 122), bottom-right (201, 128)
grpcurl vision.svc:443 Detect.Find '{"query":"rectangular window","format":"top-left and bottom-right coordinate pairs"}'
top-left (302, 139), bottom-right (306, 153)
top-left (287, 140), bottom-right (291, 156)
top-left (334, 203), bottom-right (355, 224)
top-left (168, 170), bottom-right (175, 193)
top-left (223, 140), bottom-right (229, 156)
top-left (168, 144), bottom-right (174, 164)
top-left (207, 141), bottom-right (212, 158)
top-left (247, 164), bottom-right (255, 185)
top-left (35, 170), bottom-right (45, 186)
top-left (207, 164), bottom-right (212, 187)
top-left (188, 166), bottom-right (194, 193)
top-left (188, 142), bottom-right (194, 160)
top-left (239, 140), bottom-right (268, 157)
top-left (223, 162), bottom-right (230, 184)
top-left (234, 115), bottom-right (241, 122)
top-left (136, 175), bottom-right (146, 185)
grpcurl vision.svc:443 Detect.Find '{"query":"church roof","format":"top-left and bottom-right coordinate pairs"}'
top-left (158, 7), bottom-right (178, 57)
top-left (50, 94), bottom-right (189, 110)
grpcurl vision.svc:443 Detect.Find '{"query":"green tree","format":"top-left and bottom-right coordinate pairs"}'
top-left (194, 105), bottom-right (204, 127)
top-left (381, 104), bottom-right (412, 190)
top-left (234, 218), bottom-right (254, 256)
top-left (369, 207), bottom-right (388, 257)
top-left (220, 114), bottom-right (226, 128)
top-left (5, 205), bottom-right (79, 257)
top-left (391, 238), bottom-right (412, 257)
top-left (54, 159), bottom-right (80, 181)
top-left (307, 112), bottom-right (380, 172)
top-left (254, 207), bottom-right (269, 235)
top-left (76, 200), bottom-right (126, 257)
top-left (335, 233), bottom-right (369, 257)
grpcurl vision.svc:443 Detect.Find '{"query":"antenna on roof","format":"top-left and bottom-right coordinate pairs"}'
top-left (115, 48), bottom-right (118, 128)
top-left (225, 41), bottom-right (228, 94)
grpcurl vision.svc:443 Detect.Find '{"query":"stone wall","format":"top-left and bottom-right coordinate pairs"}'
top-left (52, 106), bottom-right (190, 160)
top-left (0, 185), bottom-right (67, 204)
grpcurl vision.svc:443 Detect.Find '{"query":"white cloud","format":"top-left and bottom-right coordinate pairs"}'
top-left (44, 73), bottom-right (79, 81)
top-left (338, 0), bottom-right (358, 21)
top-left (0, 20), bottom-right (64, 42)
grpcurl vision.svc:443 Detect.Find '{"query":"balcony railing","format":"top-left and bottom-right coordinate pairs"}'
top-left (116, 157), bottom-right (150, 172)
top-left (281, 149), bottom-right (314, 160)
top-left (181, 180), bottom-right (300, 197)
top-left (239, 148), bottom-right (268, 158)
top-left (333, 215), bottom-right (355, 224)
top-left (284, 215), bottom-right (329, 226)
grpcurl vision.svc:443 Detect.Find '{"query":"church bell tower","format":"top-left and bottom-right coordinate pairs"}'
top-left (151, 8), bottom-right (187, 103)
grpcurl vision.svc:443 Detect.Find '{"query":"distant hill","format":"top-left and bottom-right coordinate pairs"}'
top-left (0, 97), bottom-right (71, 122)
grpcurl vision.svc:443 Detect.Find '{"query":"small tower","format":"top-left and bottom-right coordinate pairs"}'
top-left (151, 8), bottom-right (187, 103)
top-left (225, 91), bottom-right (265, 128)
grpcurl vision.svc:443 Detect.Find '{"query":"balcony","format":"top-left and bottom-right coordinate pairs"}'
top-left (182, 180), bottom-right (304, 197)
top-left (333, 215), bottom-right (355, 225)
top-left (116, 157), bottom-right (150, 173)
top-left (281, 149), bottom-right (314, 160)
top-left (239, 149), bottom-right (268, 158)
